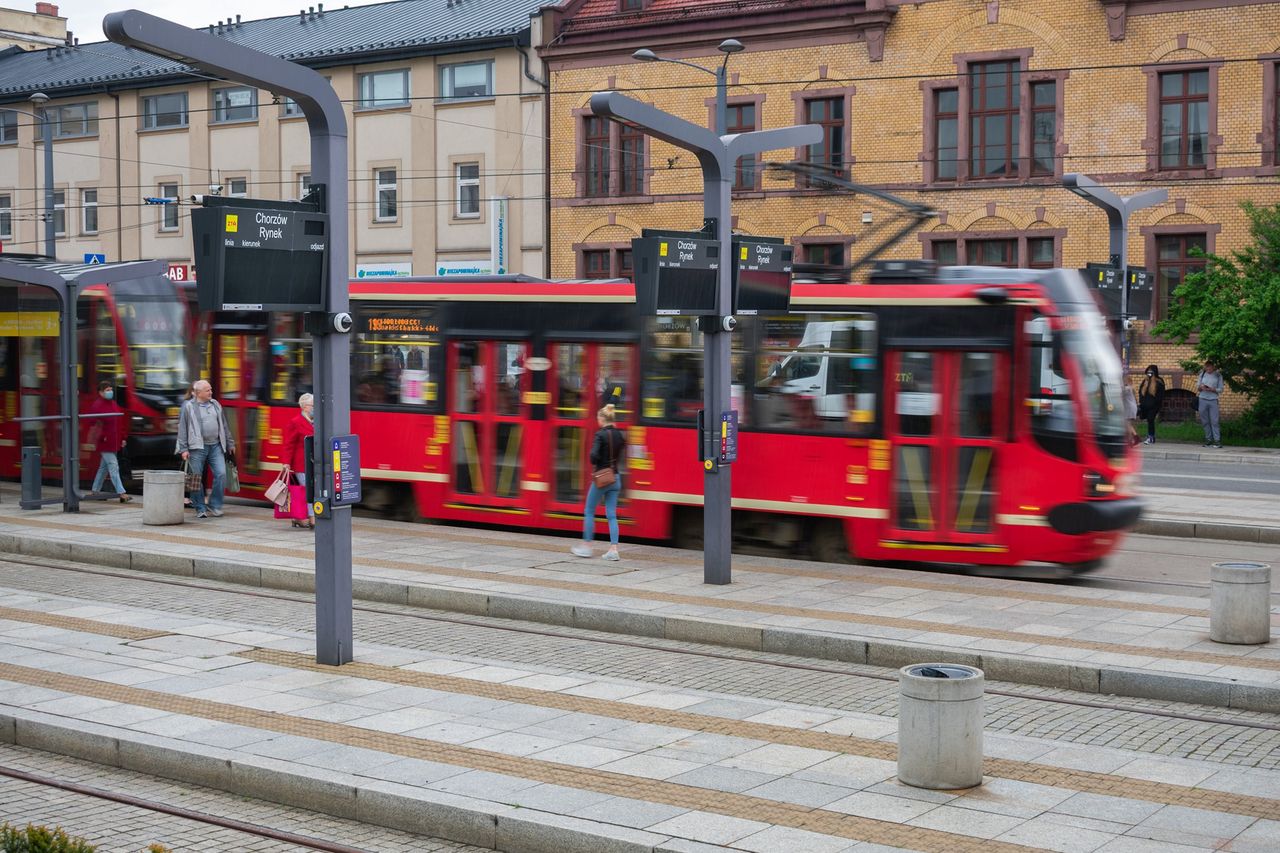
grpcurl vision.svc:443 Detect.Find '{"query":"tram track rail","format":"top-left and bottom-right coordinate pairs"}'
top-left (2, 554), bottom-right (1278, 738)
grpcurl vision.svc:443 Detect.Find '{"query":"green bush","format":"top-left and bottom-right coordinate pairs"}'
top-left (0, 824), bottom-right (96, 853)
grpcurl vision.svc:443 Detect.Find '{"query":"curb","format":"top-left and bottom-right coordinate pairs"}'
top-left (0, 708), bottom-right (677, 853)
top-left (1134, 516), bottom-right (1280, 544)
top-left (8, 531), bottom-right (1279, 716)
top-left (1141, 448), bottom-right (1280, 465)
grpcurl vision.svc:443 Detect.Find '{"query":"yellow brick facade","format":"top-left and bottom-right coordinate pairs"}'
top-left (542, 0), bottom-right (1280, 416)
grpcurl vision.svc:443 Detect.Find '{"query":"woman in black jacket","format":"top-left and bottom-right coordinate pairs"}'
top-left (571, 404), bottom-right (626, 561)
top-left (1137, 364), bottom-right (1165, 444)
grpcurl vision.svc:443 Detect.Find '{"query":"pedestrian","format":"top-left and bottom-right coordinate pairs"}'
top-left (571, 403), bottom-right (626, 561)
top-left (1122, 384), bottom-right (1139, 446)
top-left (176, 379), bottom-right (235, 518)
top-left (1196, 360), bottom-right (1224, 448)
top-left (281, 392), bottom-right (315, 529)
top-left (87, 381), bottom-right (131, 502)
top-left (1137, 365), bottom-right (1165, 444)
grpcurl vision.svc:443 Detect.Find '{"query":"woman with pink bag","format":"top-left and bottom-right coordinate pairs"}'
top-left (280, 393), bottom-right (315, 529)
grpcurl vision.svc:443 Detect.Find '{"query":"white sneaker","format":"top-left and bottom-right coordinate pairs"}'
top-left (603, 550), bottom-right (620, 561)
top-left (571, 544), bottom-right (592, 558)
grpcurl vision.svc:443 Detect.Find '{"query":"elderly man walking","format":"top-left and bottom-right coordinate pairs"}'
top-left (176, 379), bottom-right (236, 518)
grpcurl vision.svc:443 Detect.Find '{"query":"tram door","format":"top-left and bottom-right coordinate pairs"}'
top-left (885, 350), bottom-right (1007, 544)
top-left (448, 340), bottom-right (529, 507)
top-left (546, 343), bottom-right (634, 517)
top-left (209, 330), bottom-right (269, 480)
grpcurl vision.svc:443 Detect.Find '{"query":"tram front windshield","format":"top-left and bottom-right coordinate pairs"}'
top-left (114, 276), bottom-right (189, 391)
top-left (1027, 310), bottom-right (1127, 460)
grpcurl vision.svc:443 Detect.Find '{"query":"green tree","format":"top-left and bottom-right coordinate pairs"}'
top-left (1153, 201), bottom-right (1280, 435)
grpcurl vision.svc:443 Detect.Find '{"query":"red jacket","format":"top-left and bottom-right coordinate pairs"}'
top-left (87, 396), bottom-right (125, 451)
top-left (282, 412), bottom-right (314, 472)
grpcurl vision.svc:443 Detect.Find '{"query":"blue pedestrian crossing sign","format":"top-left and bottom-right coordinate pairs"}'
top-left (83, 253), bottom-right (106, 265)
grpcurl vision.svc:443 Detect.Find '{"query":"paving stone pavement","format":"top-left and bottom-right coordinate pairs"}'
top-left (1, 564), bottom-right (1280, 852)
top-left (0, 743), bottom-right (485, 852)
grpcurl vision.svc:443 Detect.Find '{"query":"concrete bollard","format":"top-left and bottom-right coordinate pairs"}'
top-left (142, 470), bottom-right (185, 526)
top-left (1210, 562), bottom-right (1272, 645)
top-left (898, 663), bottom-right (984, 790)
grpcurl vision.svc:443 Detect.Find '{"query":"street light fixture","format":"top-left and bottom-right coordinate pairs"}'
top-left (631, 39), bottom-right (744, 134)
top-left (26, 91), bottom-right (55, 259)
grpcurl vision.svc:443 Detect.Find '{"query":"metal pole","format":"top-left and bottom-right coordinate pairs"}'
top-left (702, 65), bottom-right (731, 584)
top-left (61, 282), bottom-right (79, 512)
top-left (40, 108), bottom-right (54, 259)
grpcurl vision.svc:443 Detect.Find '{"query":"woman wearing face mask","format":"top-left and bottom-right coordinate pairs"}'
top-left (88, 381), bottom-right (131, 502)
top-left (281, 392), bottom-right (316, 528)
top-left (1137, 365), bottom-right (1165, 444)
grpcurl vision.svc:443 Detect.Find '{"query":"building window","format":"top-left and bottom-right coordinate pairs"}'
top-left (620, 0), bottom-right (646, 10)
top-left (803, 96), bottom-right (844, 184)
top-left (803, 243), bottom-right (844, 266)
top-left (456, 163), bottom-right (480, 218)
top-left (0, 194), bottom-right (10, 239)
top-left (159, 183), bottom-right (178, 231)
top-left (583, 250), bottom-right (610, 278)
top-left (375, 169), bottom-right (397, 222)
top-left (1030, 82), bottom-right (1057, 175)
top-left (212, 86), bottom-right (257, 123)
top-left (1275, 65), bottom-right (1280, 163)
top-left (81, 189), bottom-right (98, 235)
top-left (619, 248), bottom-right (633, 280)
top-left (934, 89), bottom-right (958, 181)
top-left (970, 61), bottom-right (1020, 179)
top-left (440, 61), bottom-right (493, 99)
top-left (966, 238), bottom-right (1016, 267)
top-left (227, 178), bottom-right (248, 198)
top-left (1028, 236), bottom-right (1054, 268)
top-left (0, 110), bottom-right (17, 144)
top-left (931, 240), bottom-right (958, 265)
top-left (298, 173), bottom-right (312, 200)
top-left (358, 69), bottom-right (410, 108)
top-left (1155, 233), bottom-right (1207, 319)
top-left (34, 101), bottom-right (98, 140)
top-left (52, 190), bottom-right (65, 237)
top-left (580, 116), bottom-right (646, 198)
top-left (1159, 70), bottom-right (1208, 170)
top-left (141, 92), bottom-right (188, 130)
top-left (579, 247), bottom-right (633, 279)
top-left (281, 96), bottom-right (302, 117)
top-left (727, 103), bottom-right (758, 190)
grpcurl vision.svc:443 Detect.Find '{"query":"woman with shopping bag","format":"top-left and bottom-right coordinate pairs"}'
top-left (280, 393), bottom-right (315, 529)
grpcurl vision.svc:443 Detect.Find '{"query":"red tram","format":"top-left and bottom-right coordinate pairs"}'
top-left (213, 266), bottom-right (1140, 572)
top-left (0, 258), bottom-right (192, 484)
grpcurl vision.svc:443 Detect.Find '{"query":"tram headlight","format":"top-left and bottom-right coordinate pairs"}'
top-left (1083, 470), bottom-right (1116, 497)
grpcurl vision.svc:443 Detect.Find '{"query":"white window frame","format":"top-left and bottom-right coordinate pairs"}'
top-left (141, 92), bottom-right (188, 130)
top-left (374, 168), bottom-right (398, 222)
top-left (212, 86), bottom-right (258, 123)
top-left (227, 177), bottom-right (248, 198)
top-left (455, 162), bottom-right (480, 219)
top-left (81, 188), bottom-right (98, 235)
top-left (35, 102), bottom-right (98, 140)
top-left (357, 69), bottom-right (410, 109)
top-left (0, 110), bottom-right (17, 144)
top-left (52, 189), bottom-right (66, 238)
top-left (0, 194), bottom-right (12, 239)
top-left (297, 173), bottom-right (312, 201)
top-left (439, 61), bottom-right (494, 100)
top-left (159, 182), bottom-right (179, 232)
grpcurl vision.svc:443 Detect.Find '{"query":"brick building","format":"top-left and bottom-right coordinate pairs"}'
top-left (539, 0), bottom-right (1280, 415)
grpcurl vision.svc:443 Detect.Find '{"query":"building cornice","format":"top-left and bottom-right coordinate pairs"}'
top-left (1100, 0), bottom-right (1280, 40)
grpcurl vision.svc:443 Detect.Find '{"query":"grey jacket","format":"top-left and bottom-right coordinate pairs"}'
top-left (175, 398), bottom-right (235, 454)
top-left (1197, 370), bottom-right (1224, 401)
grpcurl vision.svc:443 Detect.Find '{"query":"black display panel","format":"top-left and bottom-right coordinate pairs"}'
top-left (733, 239), bottom-right (792, 314)
top-left (631, 234), bottom-right (722, 316)
top-left (655, 264), bottom-right (718, 313)
top-left (192, 203), bottom-right (328, 312)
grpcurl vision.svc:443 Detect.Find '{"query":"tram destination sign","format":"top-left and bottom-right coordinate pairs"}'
top-left (191, 198), bottom-right (329, 312)
top-left (632, 234), bottom-right (721, 316)
top-left (732, 238), bottom-right (792, 315)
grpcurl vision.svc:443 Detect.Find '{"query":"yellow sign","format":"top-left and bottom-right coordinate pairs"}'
top-left (703, 459), bottom-right (713, 471)
top-left (313, 501), bottom-right (324, 516)
top-left (869, 439), bottom-right (890, 471)
top-left (659, 242), bottom-right (668, 257)
top-left (0, 311), bottom-right (59, 336)
top-left (643, 397), bottom-right (665, 418)
top-left (522, 390), bottom-right (550, 406)
top-left (225, 214), bottom-right (239, 233)
top-left (740, 246), bottom-right (748, 260)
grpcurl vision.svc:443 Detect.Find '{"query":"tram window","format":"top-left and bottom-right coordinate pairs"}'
top-left (598, 345), bottom-right (631, 415)
top-left (352, 308), bottom-right (442, 410)
top-left (1025, 315), bottom-right (1078, 461)
top-left (641, 317), bottom-right (749, 424)
top-left (957, 352), bottom-right (995, 438)
top-left (268, 314), bottom-right (310, 403)
top-left (115, 279), bottom-right (186, 392)
top-left (91, 296), bottom-right (122, 391)
top-left (454, 341), bottom-right (483, 414)
top-left (494, 342), bottom-right (524, 416)
top-left (752, 314), bottom-right (877, 435)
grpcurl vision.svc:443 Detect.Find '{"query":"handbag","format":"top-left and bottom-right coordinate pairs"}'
top-left (264, 469), bottom-right (290, 507)
top-left (226, 459), bottom-right (240, 493)
top-left (591, 428), bottom-right (618, 489)
top-left (274, 484), bottom-right (308, 520)
top-left (183, 459), bottom-right (202, 493)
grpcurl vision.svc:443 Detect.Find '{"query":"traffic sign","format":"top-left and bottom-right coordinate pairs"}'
top-left (83, 253), bottom-right (105, 265)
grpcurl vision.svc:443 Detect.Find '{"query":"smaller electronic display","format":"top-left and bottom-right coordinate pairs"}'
top-left (632, 235), bottom-right (721, 316)
top-left (733, 239), bottom-right (792, 315)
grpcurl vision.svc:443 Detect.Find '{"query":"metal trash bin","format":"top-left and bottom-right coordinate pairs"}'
top-left (898, 663), bottom-right (984, 790)
top-left (1210, 562), bottom-right (1272, 645)
top-left (142, 470), bottom-right (185, 526)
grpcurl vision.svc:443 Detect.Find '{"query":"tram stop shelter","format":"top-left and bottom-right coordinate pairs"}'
top-left (0, 257), bottom-right (167, 512)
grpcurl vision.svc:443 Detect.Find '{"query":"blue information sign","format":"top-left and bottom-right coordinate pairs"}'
top-left (718, 410), bottom-right (738, 465)
top-left (84, 253), bottom-right (106, 265)
top-left (331, 434), bottom-right (361, 507)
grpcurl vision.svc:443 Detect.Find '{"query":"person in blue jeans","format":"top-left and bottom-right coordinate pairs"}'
top-left (572, 404), bottom-right (626, 561)
top-left (88, 381), bottom-right (131, 502)
top-left (175, 379), bottom-right (236, 519)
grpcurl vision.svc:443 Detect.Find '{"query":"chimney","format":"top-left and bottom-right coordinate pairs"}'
top-left (35, 3), bottom-right (59, 16)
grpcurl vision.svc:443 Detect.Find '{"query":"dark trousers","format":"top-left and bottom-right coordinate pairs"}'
top-left (1144, 413), bottom-right (1158, 438)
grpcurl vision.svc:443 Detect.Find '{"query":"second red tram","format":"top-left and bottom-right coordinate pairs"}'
top-left (211, 266), bottom-right (1140, 572)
